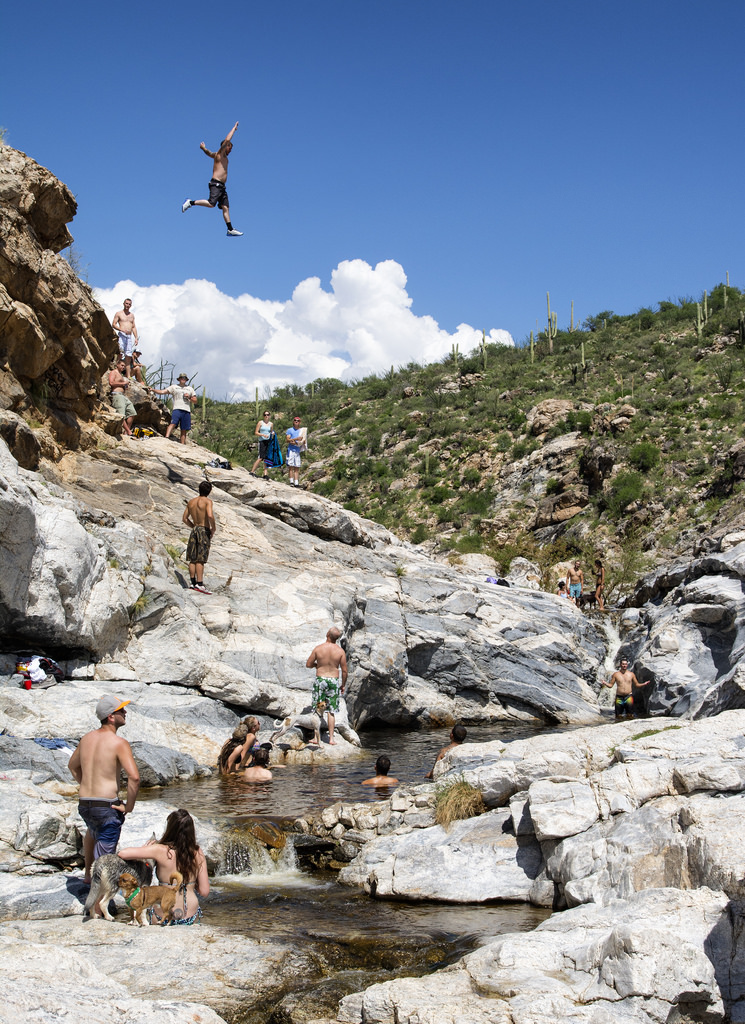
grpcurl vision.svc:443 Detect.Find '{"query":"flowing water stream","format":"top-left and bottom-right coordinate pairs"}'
top-left (142, 723), bottom-right (574, 1022)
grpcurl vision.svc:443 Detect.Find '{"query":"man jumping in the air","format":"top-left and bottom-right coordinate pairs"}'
top-left (182, 121), bottom-right (243, 237)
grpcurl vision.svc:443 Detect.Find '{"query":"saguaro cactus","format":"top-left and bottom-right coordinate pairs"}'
top-left (546, 292), bottom-right (557, 354)
top-left (480, 330), bottom-right (487, 371)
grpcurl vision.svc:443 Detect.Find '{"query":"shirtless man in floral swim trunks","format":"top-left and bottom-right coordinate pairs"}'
top-left (603, 658), bottom-right (649, 718)
top-left (306, 627), bottom-right (347, 745)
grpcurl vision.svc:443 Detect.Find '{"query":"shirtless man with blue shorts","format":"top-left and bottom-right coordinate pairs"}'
top-left (306, 627), bottom-right (347, 745)
top-left (68, 695), bottom-right (140, 914)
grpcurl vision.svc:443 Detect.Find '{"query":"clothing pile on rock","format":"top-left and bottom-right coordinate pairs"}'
top-left (14, 655), bottom-right (64, 689)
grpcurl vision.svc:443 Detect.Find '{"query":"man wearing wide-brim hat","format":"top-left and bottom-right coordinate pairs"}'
top-left (149, 372), bottom-right (198, 444)
top-left (68, 695), bottom-right (140, 907)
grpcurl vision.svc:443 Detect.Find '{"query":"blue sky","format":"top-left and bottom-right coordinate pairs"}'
top-left (3, 1), bottom-right (744, 396)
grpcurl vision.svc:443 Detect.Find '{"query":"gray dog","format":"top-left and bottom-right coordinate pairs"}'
top-left (84, 853), bottom-right (153, 921)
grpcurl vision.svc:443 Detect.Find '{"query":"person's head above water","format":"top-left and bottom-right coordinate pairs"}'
top-left (451, 724), bottom-right (467, 743)
top-left (375, 755), bottom-right (391, 776)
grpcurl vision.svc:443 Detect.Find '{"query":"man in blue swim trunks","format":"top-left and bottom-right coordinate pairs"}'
top-left (149, 373), bottom-right (197, 444)
top-left (306, 627), bottom-right (347, 745)
top-left (68, 695), bottom-right (140, 914)
top-left (566, 560), bottom-right (584, 604)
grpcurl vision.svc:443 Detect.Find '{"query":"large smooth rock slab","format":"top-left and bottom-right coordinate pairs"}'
top-left (339, 808), bottom-right (544, 902)
top-left (0, 915), bottom-right (316, 1023)
top-left (626, 543), bottom-right (745, 718)
top-left (329, 887), bottom-right (737, 1024)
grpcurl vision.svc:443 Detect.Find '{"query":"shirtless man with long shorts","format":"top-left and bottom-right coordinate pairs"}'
top-left (183, 481), bottom-right (217, 594)
top-left (182, 120), bottom-right (243, 236)
top-left (68, 695), bottom-right (140, 914)
top-left (112, 299), bottom-right (139, 378)
top-left (603, 658), bottom-right (649, 719)
top-left (306, 628), bottom-right (347, 745)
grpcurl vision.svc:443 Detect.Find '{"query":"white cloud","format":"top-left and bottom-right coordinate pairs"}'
top-left (94, 259), bottom-right (513, 400)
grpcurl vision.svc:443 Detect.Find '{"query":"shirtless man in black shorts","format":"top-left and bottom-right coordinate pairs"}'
top-left (183, 481), bottom-right (217, 594)
top-left (603, 658), bottom-right (649, 718)
top-left (182, 121), bottom-right (243, 236)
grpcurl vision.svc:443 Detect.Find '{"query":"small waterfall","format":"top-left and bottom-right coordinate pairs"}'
top-left (596, 614), bottom-right (623, 709)
top-left (218, 822), bottom-right (298, 876)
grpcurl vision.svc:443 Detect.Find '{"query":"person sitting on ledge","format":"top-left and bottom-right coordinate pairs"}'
top-left (426, 723), bottom-right (467, 779)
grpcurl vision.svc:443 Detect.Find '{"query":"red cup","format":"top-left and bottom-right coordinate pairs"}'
top-left (23, 679), bottom-right (32, 690)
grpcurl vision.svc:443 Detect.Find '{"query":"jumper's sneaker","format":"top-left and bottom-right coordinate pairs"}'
top-left (192, 583), bottom-right (211, 594)
top-left (227, 228), bottom-right (243, 236)
top-left (182, 199), bottom-right (191, 213)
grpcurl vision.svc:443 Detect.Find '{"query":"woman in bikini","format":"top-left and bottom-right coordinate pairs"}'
top-left (217, 717), bottom-right (260, 773)
top-left (594, 559), bottom-right (606, 611)
top-left (118, 808), bottom-right (209, 925)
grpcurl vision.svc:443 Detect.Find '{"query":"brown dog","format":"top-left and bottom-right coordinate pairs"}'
top-left (118, 871), bottom-right (183, 926)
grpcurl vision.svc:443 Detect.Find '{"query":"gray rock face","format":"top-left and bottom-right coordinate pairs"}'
top-left (329, 888), bottom-right (737, 1024)
top-left (2, 436), bottom-right (608, 728)
top-left (0, 917), bottom-right (315, 1024)
top-left (0, 735), bottom-right (74, 781)
top-left (129, 741), bottom-right (202, 786)
top-left (624, 542), bottom-right (745, 718)
top-left (333, 711), bottom-right (745, 914)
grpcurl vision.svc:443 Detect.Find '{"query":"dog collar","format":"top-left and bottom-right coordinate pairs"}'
top-left (124, 887), bottom-right (141, 906)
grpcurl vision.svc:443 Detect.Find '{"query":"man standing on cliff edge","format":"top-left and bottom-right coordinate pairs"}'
top-left (68, 695), bottom-right (140, 913)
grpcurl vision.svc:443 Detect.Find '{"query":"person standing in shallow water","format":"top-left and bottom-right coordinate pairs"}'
top-left (182, 121), bottom-right (243, 237)
top-left (603, 658), bottom-right (649, 718)
top-left (306, 627), bottom-right (347, 745)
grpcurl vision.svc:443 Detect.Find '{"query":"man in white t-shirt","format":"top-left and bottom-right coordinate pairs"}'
top-left (149, 373), bottom-right (198, 444)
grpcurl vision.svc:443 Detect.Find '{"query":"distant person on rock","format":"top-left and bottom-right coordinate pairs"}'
top-left (112, 298), bottom-right (139, 378)
top-left (557, 580), bottom-right (570, 599)
top-left (594, 559), bottom-right (606, 611)
top-left (182, 120), bottom-right (243, 237)
top-left (243, 747), bottom-right (272, 781)
top-left (149, 373), bottom-right (197, 444)
top-left (306, 627), bottom-right (347, 745)
top-left (362, 755), bottom-right (399, 788)
top-left (108, 359), bottom-right (136, 437)
top-left (251, 411), bottom-right (274, 479)
top-left (182, 481), bottom-right (216, 594)
top-left (426, 724), bottom-right (467, 779)
top-left (131, 349), bottom-right (146, 384)
top-left (285, 415), bottom-right (306, 488)
top-left (68, 695), bottom-right (139, 905)
top-left (566, 561), bottom-right (584, 605)
top-left (603, 658), bottom-right (649, 719)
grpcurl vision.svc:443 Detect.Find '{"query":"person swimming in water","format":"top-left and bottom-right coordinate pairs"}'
top-left (362, 755), bottom-right (399, 787)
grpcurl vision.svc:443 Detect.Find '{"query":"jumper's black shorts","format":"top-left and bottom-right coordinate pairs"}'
top-left (208, 178), bottom-right (228, 209)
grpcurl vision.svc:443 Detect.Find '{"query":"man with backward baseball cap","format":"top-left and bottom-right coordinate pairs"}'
top-left (68, 695), bottom-right (140, 904)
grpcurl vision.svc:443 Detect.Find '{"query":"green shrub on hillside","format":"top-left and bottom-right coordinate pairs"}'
top-left (628, 441), bottom-right (660, 473)
top-left (604, 470), bottom-right (645, 516)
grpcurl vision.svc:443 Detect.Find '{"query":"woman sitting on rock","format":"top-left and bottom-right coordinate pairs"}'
top-left (218, 717), bottom-right (261, 773)
top-left (118, 808), bottom-right (209, 925)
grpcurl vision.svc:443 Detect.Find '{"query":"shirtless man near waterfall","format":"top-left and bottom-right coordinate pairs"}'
top-left (603, 658), bottom-right (649, 719)
top-left (306, 628), bottom-right (347, 745)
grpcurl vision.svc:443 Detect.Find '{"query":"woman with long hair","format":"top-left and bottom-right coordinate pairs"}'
top-left (217, 720), bottom-right (249, 773)
top-left (118, 808), bottom-right (209, 924)
top-left (594, 559), bottom-right (606, 612)
top-left (223, 717), bottom-right (260, 773)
